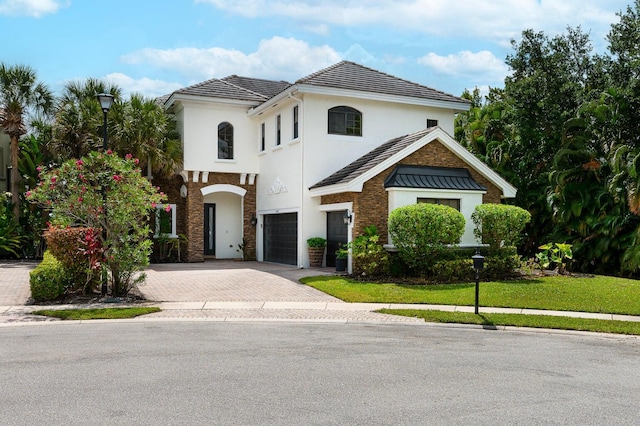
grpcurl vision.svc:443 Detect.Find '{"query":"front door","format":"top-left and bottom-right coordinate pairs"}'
top-left (204, 203), bottom-right (216, 256)
top-left (326, 211), bottom-right (348, 267)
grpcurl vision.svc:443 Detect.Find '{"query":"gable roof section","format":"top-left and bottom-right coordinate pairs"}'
top-left (309, 127), bottom-right (517, 198)
top-left (297, 61), bottom-right (470, 106)
top-left (164, 78), bottom-right (269, 106)
top-left (384, 166), bottom-right (487, 191)
top-left (221, 75), bottom-right (292, 98)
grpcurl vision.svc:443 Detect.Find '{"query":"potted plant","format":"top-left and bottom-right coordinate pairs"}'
top-left (335, 246), bottom-right (348, 272)
top-left (307, 237), bottom-right (326, 267)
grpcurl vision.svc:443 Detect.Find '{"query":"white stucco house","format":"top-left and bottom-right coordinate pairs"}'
top-left (156, 61), bottom-right (516, 269)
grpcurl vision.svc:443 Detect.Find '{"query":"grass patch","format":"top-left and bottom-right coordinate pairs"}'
top-left (300, 275), bottom-right (640, 316)
top-left (32, 307), bottom-right (161, 320)
top-left (379, 309), bottom-right (640, 336)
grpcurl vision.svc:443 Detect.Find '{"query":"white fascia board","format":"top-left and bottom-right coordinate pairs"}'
top-left (432, 129), bottom-right (518, 198)
top-left (309, 127), bottom-right (516, 199)
top-left (309, 183), bottom-right (357, 198)
top-left (296, 84), bottom-right (471, 112)
top-left (248, 86), bottom-right (298, 117)
top-left (170, 94), bottom-right (260, 108)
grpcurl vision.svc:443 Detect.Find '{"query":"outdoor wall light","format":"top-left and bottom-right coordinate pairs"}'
top-left (250, 214), bottom-right (258, 227)
top-left (342, 210), bottom-right (352, 225)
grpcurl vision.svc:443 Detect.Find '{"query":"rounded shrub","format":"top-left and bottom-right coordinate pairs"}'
top-left (29, 251), bottom-right (67, 302)
top-left (388, 203), bottom-right (465, 273)
top-left (472, 204), bottom-right (531, 251)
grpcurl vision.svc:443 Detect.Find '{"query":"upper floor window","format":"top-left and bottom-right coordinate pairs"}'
top-left (260, 122), bottom-right (265, 151)
top-left (328, 106), bottom-right (362, 136)
top-left (276, 114), bottom-right (281, 146)
top-left (218, 122), bottom-right (233, 159)
top-left (293, 105), bottom-right (299, 139)
top-left (426, 119), bottom-right (438, 128)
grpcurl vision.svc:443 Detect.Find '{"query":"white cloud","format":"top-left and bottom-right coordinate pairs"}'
top-left (0, 0), bottom-right (67, 17)
top-left (418, 50), bottom-right (509, 90)
top-left (103, 73), bottom-right (184, 98)
top-left (122, 36), bottom-right (342, 82)
top-left (196, 0), bottom-right (627, 47)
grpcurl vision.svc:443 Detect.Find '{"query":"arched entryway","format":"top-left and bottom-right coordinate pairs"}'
top-left (201, 184), bottom-right (246, 259)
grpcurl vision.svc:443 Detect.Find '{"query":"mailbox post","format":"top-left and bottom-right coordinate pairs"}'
top-left (472, 249), bottom-right (485, 315)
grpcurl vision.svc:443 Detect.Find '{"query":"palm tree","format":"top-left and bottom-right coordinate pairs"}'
top-left (52, 78), bottom-right (122, 161)
top-left (110, 93), bottom-right (182, 177)
top-left (52, 80), bottom-right (181, 177)
top-left (0, 63), bottom-right (53, 221)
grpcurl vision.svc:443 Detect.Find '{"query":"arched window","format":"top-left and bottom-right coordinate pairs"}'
top-left (328, 106), bottom-right (362, 136)
top-left (218, 122), bottom-right (234, 159)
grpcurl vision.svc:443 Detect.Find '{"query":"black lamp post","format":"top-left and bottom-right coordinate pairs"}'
top-left (96, 93), bottom-right (114, 296)
top-left (472, 248), bottom-right (485, 315)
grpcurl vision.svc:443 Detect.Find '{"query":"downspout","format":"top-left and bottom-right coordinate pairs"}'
top-left (288, 91), bottom-right (305, 268)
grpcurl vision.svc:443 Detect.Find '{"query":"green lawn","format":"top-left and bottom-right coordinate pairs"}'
top-left (300, 275), bottom-right (640, 316)
top-left (32, 307), bottom-right (161, 320)
top-left (377, 309), bottom-right (640, 336)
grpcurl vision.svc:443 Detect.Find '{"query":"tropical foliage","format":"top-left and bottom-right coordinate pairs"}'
top-left (456, 1), bottom-right (640, 276)
top-left (0, 63), bottom-right (53, 221)
top-left (27, 151), bottom-right (165, 295)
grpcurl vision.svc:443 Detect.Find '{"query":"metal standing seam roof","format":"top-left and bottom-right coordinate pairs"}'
top-left (296, 61), bottom-right (470, 105)
top-left (309, 127), bottom-right (435, 189)
top-left (384, 165), bottom-right (487, 191)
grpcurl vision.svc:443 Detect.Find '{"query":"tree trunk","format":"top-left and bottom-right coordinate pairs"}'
top-left (10, 134), bottom-right (20, 222)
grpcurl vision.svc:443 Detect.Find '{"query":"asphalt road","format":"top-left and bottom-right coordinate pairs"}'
top-left (1, 322), bottom-right (638, 425)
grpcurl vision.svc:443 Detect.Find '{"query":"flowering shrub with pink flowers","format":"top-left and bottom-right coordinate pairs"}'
top-left (27, 151), bottom-right (165, 296)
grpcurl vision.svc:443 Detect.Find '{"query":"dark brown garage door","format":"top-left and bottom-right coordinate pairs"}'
top-left (263, 213), bottom-right (298, 265)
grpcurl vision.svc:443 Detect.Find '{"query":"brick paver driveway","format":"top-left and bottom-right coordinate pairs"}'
top-left (139, 261), bottom-right (342, 303)
top-left (0, 261), bottom-right (36, 306)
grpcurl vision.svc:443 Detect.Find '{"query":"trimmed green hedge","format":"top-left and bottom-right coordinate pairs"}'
top-left (472, 204), bottom-right (531, 251)
top-left (29, 251), bottom-right (68, 302)
top-left (389, 203), bottom-right (465, 273)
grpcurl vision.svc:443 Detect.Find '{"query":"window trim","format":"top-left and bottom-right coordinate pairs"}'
top-left (292, 105), bottom-right (299, 140)
top-left (328, 105), bottom-right (362, 136)
top-left (218, 121), bottom-right (234, 160)
top-left (154, 203), bottom-right (177, 238)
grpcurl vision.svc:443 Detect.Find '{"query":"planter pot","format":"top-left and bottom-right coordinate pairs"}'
top-left (308, 247), bottom-right (325, 267)
top-left (335, 257), bottom-right (347, 272)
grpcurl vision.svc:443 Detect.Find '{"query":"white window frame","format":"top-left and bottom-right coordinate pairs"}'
top-left (154, 203), bottom-right (177, 238)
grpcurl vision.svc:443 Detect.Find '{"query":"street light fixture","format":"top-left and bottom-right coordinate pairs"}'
top-left (96, 93), bottom-right (114, 296)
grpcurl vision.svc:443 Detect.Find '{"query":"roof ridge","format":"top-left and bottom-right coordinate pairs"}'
top-left (218, 79), bottom-right (269, 100)
top-left (222, 74), bottom-right (290, 84)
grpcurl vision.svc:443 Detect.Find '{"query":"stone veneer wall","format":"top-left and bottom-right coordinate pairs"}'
top-left (157, 171), bottom-right (257, 262)
top-left (322, 140), bottom-right (502, 244)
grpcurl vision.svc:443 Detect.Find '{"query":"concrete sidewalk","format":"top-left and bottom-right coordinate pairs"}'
top-left (2, 260), bottom-right (640, 326)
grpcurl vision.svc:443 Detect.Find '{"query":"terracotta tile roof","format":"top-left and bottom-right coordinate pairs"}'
top-left (297, 61), bottom-right (469, 105)
top-left (221, 75), bottom-right (292, 98)
top-left (310, 127), bottom-right (436, 189)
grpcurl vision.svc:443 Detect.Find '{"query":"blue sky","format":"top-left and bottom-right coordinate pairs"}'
top-left (0, 0), bottom-right (633, 98)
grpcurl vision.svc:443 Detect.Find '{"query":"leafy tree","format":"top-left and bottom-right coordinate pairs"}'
top-left (501, 27), bottom-right (599, 254)
top-left (0, 63), bottom-right (53, 221)
top-left (27, 151), bottom-right (165, 295)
